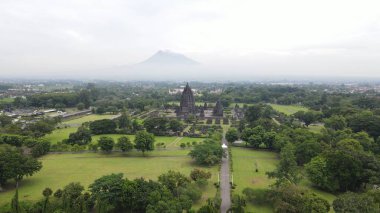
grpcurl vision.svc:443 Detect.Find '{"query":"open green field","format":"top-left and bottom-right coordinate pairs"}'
top-left (308, 124), bottom-right (325, 133)
top-left (269, 104), bottom-right (308, 115)
top-left (0, 97), bottom-right (13, 104)
top-left (44, 127), bottom-right (78, 144)
top-left (229, 103), bottom-right (308, 115)
top-left (231, 147), bottom-right (335, 212)
top-left (62, 114), bottom-right (115, 126)
top-left (44, 114), bottom-right (118, 144)
top-left (0, 151), bottom-right (218, 209)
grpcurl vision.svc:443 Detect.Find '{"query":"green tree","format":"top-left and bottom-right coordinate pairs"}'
top-left (89, 173), bottom-right (125, 211)
top-left (116, 136), bottom-right (133, 152)
top-left (190, 169), bottom-right (212, 181)
top-left (0, 115), bottom-right (12, 127)
top-left (269, 184), bottom-right (330, 213)
top-left (241, 128), bottom-right (254, 146)
top-left (295, 140), bottom-right (322, 165)
top-left (198, 199), bottom-right (219, 213)
top-left (42, 187), bottom-right (53, 213)
top-left (26, 119), bottom-right (56, 137)
top-left (118, 111), bottom-right (131, 129)
top-left (76, 102), bottom-right (85, 110)
top-left (229, 195), bottom-right (246, 213)
top-left (294, 110), bottom-right (321, 127)
top-left (0, 145), bottom-right (42, 189)
top-left (134, 130), bottom-right (155, 156)
top-left (333, 192), bottom-right (379, 213)
top-left (132, 119), bottom-right (144, 133)
top-left (263, 131), bottom-right (276, 149)
top-left (98, 137), bottom-right (114, 152)
top-left (67, 127), bottom-right (92, 145)
top-left (226, 128), bottom-right (239, 143)
top-left (78, 89), bottom-right (91, 109)
top-left (248, 135), bottom-right (262, 148)
top-left (31, 140), bottom-right (51, 157)
top-left (89, 119), bottom-right (117, 135)
top-left (143, 117), bottom-right (169, 135)
top-left (189, 140), bottom-right (225, 166)
top-left (62, 182), bottom-right (85, 212)
top-left (267, 143), bottom-right (301, 186)
top-left (305, 156), bottom-right (330, 190)
top-left (158, 170), bottom-right (190, 196)
top-left (324, 115), bottom-right (347, 130)
top-left (169, 119), bottom-right (184, 132)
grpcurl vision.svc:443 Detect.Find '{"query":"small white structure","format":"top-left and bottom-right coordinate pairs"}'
top-left (222, 144), bottom-right (228, 149)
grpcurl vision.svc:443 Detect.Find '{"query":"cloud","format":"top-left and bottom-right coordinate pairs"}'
top-left (0, 0), bottom-right (380, 79)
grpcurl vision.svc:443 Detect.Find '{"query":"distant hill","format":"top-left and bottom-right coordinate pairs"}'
top-left (137, 50), bottom-right (199, 66)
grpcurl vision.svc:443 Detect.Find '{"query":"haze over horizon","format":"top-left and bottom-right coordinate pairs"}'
top-left (1, 0), bottom-right (380, 80)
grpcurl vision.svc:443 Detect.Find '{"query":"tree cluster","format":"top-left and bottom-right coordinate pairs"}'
top-left (2, 170), bottom-right (213, 213)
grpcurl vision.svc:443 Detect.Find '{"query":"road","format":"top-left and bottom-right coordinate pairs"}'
top-left (220, 135), bottom-right (231, 213)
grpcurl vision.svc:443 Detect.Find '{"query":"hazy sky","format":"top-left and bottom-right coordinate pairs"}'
top-left (1, 0), bottom-right (380, 80)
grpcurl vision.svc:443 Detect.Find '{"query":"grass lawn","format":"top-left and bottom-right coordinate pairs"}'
top-left (308, 124), bottom-right (325, 133)
top-left (229, 103), bottom-right (308, 115)
top-left (44, 127), bottom-right (78, 144)
top-left (231, 147), bottom-right (336, 212)
top-left (231, 147), bottom-right (277, 212)
top-left (0, 97), bottom-right (14, 104)
top-left (62, 114), bottom-right (115, 126)
top-left (269, 104), bottom-right (308, 115)
top-left (0, 151), bottom-right (218, 209)
top-left (44, 114), bottom-right (119, 144)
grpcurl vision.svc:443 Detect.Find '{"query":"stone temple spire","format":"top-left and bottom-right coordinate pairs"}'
top-left (213, 99), bottom-right (224, 116)
top-left (179, 83), bottom-right (195, 115)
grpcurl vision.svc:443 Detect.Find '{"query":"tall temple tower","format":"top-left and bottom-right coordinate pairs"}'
top-left (213, 99), bottom-right (224, 116)
top-left (179, 83), bottom-right (196, 115)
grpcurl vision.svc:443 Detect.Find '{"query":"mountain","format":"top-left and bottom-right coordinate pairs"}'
top-left (138, 50), bottom-right (199, 66)
top-left (92, 50), bottom-right (202, 81)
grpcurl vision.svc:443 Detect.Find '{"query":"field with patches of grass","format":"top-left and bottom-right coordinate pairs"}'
top-left (231, 147), bottom-right (335, 212)
top-left (0, 151), bottom-right (218, 209)
top-left (269, 104), bottom-right (308, 115)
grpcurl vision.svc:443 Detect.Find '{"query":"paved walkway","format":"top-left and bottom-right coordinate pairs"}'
top-left (220, 135), bottom-right (231, 213)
